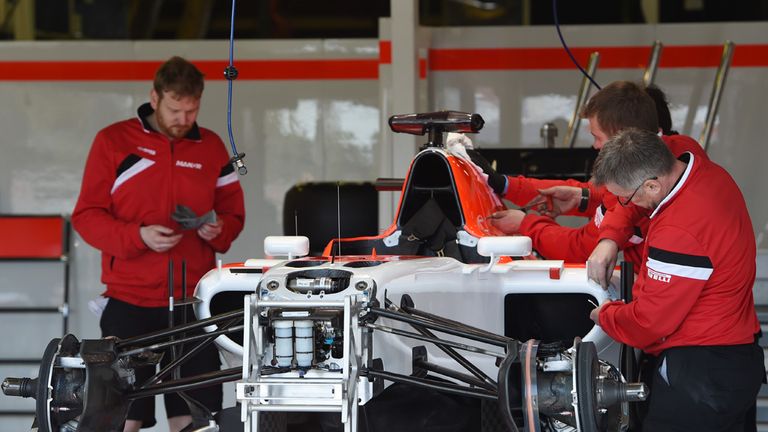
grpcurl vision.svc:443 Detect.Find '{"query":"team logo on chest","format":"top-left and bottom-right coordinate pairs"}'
top-left (176, 160), bottom-right (203, 170)
top-left (647, 268), bottom-right (671, 283)
top-left (137, 146), bottom-right (156, 155)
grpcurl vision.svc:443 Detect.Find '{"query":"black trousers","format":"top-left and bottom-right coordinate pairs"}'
top-left (641, 343), bottom-right (764, 432)
top-left (101, 298), bottom-right (223, 428)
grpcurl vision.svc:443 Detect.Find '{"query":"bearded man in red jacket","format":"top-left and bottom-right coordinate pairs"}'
top-left (73, 56), bottom-right (245, 432)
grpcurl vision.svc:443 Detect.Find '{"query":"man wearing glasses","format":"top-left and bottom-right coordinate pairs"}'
top-left (616, 176), bottom-right (657, 206)
top-left (589, 128), bottom-right (763, 431)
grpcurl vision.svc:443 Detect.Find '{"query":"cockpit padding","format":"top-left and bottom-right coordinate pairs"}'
top-left (400, 197), bottom-right (461, 259)
top-left (324, 150), bottom-right (492, 263)
top-left (398, 152), bottom-right (463, 229)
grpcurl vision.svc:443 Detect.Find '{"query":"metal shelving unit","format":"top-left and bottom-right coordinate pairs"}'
top-left (0, 214), bottom-right (71, 417)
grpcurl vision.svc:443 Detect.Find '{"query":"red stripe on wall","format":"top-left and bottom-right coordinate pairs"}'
top-left (380, 40), bottom-right (392, 64)
top-left (429, 44), bottom-right (768, 71)
top-left (0, 60), bottom-right (161, 80)
top-left (379, 40), bottom-right (427, 79)
top-left (431, 47), bottom-right (595, 70)
top-left (724, 44), bottom-right (768, 67)
top-left (0, 59), bottom-right (380, 81)
top-left (0, 44), bottom-right (765, 81)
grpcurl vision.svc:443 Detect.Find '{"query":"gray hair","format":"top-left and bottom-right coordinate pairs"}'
top-left (592, 128), bottom-right (676, 189)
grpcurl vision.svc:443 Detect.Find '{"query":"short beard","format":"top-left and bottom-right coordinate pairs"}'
top-left (157, 115), bottom-right (191, 139)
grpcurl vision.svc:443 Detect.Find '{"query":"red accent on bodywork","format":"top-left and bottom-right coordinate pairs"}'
top-left (549, 267), bottom-right (561, 280)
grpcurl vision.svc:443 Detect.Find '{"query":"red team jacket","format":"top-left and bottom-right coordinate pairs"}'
top-left (72, 104), bottom-right (245, 307)
top-left (502, 134), bottom-right (707, 265)
top-left (597, 153), bottom-right (759, 354)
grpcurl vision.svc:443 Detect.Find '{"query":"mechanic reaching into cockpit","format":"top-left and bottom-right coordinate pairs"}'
top-left (589, 128), bottom-right (764, 432)
top-left (475, 81), bottom-right (763, 430)
top-left (482, 81), bottom-right (706, 283)
top-left (72, 56), bottom-right (245, 432)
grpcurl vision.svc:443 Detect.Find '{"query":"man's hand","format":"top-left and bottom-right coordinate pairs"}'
top-left (488, 209), bottom-right (526, 234)
top-left (587, 239), bottom-right (619, 289)
top-left (140, 225), bottom-right (182, 253)
top-left (590, 299), bottom-right (623, 325)
top-left (536, 186), bottom-right (583, 217)
top-left (197, 219), bottom-right (223, 241)
top-left (589, 303), bottom-right (603, 325)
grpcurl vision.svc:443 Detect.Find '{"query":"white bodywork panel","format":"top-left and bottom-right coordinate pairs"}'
top-left (194, 254), bottom-right (621, 431)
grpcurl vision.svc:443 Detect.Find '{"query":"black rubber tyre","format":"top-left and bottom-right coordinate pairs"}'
top-left (283, 182), bottom-right (378, 255)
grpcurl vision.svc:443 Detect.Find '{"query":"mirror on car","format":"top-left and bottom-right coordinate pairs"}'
top-left (477, 236), bottom-right (532, 258)
top-left (264, 235), bottom-right (310, 259)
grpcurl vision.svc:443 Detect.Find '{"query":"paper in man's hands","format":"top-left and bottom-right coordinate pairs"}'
top-left (172, 204), bottom-right (217, 230)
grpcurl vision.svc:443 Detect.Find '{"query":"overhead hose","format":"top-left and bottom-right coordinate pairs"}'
top-left (552, 0), bottom-right (601, 90)
top-left (225, 0), bottom-right (247, 175)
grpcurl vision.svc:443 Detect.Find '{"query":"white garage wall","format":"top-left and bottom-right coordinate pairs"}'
top-left (426, 22), bottom-right (768, 246)
top-left (0, 21), bottom-right (767, 429)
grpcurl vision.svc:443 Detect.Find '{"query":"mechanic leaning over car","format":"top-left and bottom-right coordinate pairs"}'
top-left (483, 81), bottom-right (706, 284)
top-left (589, 128), bottom-right (764, 432)
top-left (72, 56), bottom-right (245, 432)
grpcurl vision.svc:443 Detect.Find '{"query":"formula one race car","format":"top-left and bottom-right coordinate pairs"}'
top-left (2, 111), bottom-right (646, 432)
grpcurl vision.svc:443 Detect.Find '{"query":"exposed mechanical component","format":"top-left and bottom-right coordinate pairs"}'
top-left (3, 311), bottom-right (245, 432)
top-left (3, 250), bottom-right (647, 432)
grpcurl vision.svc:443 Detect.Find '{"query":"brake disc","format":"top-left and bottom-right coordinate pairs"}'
top-left (35, 335), bottom-right (84, 432)
top-left (574, 341), bottom-right (600, 432)
top-left (35, 337), bottom-right (61, 432)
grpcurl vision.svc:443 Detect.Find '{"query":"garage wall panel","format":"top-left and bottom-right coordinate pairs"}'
top-left (427, 22), bottom-right (768, 244)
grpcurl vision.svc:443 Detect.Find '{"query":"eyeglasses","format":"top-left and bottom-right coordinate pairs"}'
top-left (618, 176), bottom-right (657, 206)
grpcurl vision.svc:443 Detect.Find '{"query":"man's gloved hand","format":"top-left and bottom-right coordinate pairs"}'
top-left (466, 149), bottom-right (507, 195)
top-left (445, 132), bottom-right (475, 150)
top-left (172, 204), bottom-right (217, 230)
